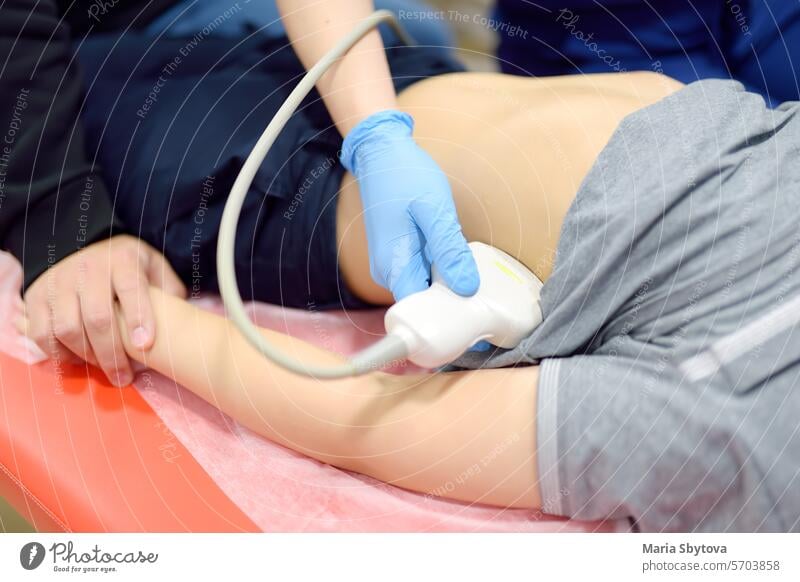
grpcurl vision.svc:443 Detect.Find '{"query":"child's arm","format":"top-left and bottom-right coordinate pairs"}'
top-left (115, 286), bottom-right (542, 509)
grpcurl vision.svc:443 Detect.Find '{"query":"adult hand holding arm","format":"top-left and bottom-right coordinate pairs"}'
top-left (276, 0), bottom-right (479, 300)
top-left (22, 236), bottom-right (186, 387)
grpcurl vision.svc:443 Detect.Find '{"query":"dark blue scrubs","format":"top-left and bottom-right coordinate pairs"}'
top-left (495, 0), bottom-right (800, 104)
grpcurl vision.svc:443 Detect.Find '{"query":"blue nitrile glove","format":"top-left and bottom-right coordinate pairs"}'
top-left (340, 110), bottom-right (479, 301)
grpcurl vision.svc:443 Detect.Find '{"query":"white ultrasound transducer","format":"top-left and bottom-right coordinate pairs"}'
top-left (385, 242), bottom-right (543, 368)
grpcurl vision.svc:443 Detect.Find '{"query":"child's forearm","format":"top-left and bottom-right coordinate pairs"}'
top-left (115, 287), bottom-right (542, 509)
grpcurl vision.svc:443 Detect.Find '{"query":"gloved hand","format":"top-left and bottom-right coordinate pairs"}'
top-left (340, 109), bottom-right (479, 301)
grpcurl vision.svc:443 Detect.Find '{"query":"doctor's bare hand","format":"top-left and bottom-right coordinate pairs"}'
top-left (20, 235), bottom-right (186, 386)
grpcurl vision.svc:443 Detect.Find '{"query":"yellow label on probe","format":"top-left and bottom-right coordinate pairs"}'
top-left (494, 259), bottom-right (523, 284)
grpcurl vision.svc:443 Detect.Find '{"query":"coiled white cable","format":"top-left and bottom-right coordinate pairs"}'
top-left (216, 11), bottom-right (414, 378)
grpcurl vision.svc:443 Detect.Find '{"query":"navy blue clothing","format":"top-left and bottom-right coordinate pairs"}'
top-left (76, 31), bottom-right (464, 309)
top-left (495, 0), bottom-right (800, 105)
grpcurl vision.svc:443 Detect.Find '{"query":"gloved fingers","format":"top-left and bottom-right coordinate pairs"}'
top-left (365, 220), bottom-right (421, 290)
top-left (409, 196), bottom-right (480, 297)
top-left (468, 340), bottom-right (493, 352)
top-left (390, 251), bottom-right (432, 302)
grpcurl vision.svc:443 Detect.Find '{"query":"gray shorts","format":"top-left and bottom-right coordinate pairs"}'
top-left (453, 80), bottom-right (800, 532)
